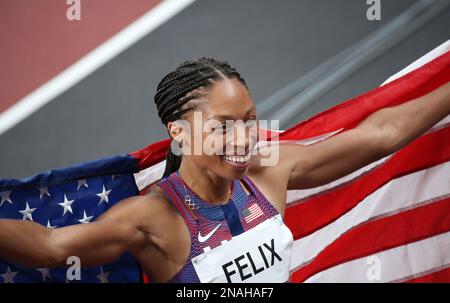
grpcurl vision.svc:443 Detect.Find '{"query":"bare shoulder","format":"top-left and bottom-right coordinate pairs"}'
top-left (247, 144), bottom-right (293, 184)
top-left (246, 144), bottom-right (293, 215)
top-left (94, 183), bottom-right (191, 279)
top-left (96, 183), bottom-right (180, 238)
top-left (134, 184), bottom-right (192, 276)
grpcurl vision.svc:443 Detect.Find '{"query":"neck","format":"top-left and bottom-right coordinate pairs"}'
top-left (178, 158), bottom-right (232, 205)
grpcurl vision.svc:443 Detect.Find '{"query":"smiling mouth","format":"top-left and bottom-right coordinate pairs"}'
top-left (220, 153), bottom-right (251, 168)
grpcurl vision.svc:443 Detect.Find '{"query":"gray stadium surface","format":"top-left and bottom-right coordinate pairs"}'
top-left (1, 0), bottom-right (449, 179)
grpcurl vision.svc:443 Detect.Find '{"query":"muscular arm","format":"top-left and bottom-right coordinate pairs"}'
top-left (256, 81), bottom-right (450, 192)
top-left (288, 81), bottom-right (450, 189)
top-left (0, 195), bottom-right (154, 268)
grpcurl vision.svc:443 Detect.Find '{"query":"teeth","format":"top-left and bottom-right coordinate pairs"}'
top-left (223, 153), bottom-right (251, 163)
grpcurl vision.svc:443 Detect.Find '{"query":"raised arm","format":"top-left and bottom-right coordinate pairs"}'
top-left (0, 195), bottom-right (154, 268)
top-left (264, 81), bottom-right (450, 191)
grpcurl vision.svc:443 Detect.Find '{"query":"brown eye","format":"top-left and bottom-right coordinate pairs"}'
top-left (211, 123), bottom-right (228, 133)
top-left (222, 124), bottom-right (235, 133)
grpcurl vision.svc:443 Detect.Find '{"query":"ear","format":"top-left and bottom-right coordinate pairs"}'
top-left (167, 121), bottom-right (183, 144)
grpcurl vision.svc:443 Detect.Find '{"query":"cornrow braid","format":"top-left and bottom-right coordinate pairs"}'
top-left (154, 57), bottom-right (248, 178)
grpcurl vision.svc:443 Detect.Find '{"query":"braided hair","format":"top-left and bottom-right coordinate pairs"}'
top-left (154, 57), bottom-right (248, 178)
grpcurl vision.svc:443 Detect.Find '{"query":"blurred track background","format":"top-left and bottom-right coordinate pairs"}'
top-left (1, 0), bottom-right (449, 179)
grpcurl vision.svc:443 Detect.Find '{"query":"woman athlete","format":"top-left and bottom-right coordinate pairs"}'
top-left (0, 58), bottom-right (449, 283)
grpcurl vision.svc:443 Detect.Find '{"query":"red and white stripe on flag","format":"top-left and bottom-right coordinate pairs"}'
top-left (131, 40), bottom-right (450, 283)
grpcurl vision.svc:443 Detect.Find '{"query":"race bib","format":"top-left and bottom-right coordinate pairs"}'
top-left (191, 214), bottom-right (293, 283)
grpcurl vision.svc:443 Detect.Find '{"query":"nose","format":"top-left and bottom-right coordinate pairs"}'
top-left (231, 120), bottom-right (250, 155)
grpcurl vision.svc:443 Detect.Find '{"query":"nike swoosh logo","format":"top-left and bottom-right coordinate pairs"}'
top-left (198, 223), bottom-right (222, 243)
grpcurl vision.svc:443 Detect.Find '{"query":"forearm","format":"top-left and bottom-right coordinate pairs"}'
top-left (360, 81), bottom-right (450, 153)
top-left (0, 219), bottom-right (60, 268)
top-left (0, 197), bottom-right (151, 269)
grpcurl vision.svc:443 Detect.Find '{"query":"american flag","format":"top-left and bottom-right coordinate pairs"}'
top-left (1, 40), bottom-right (449, 283)
top-left (0, 156), bottom-right (143, 283)
top-left (242, 203), bottom-right (264, 223)
top-left (284, 40), bottom-right (450, 283)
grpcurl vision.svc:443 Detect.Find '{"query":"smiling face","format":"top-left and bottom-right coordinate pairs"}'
top-left (169, 78), bottom-right (259, 179)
